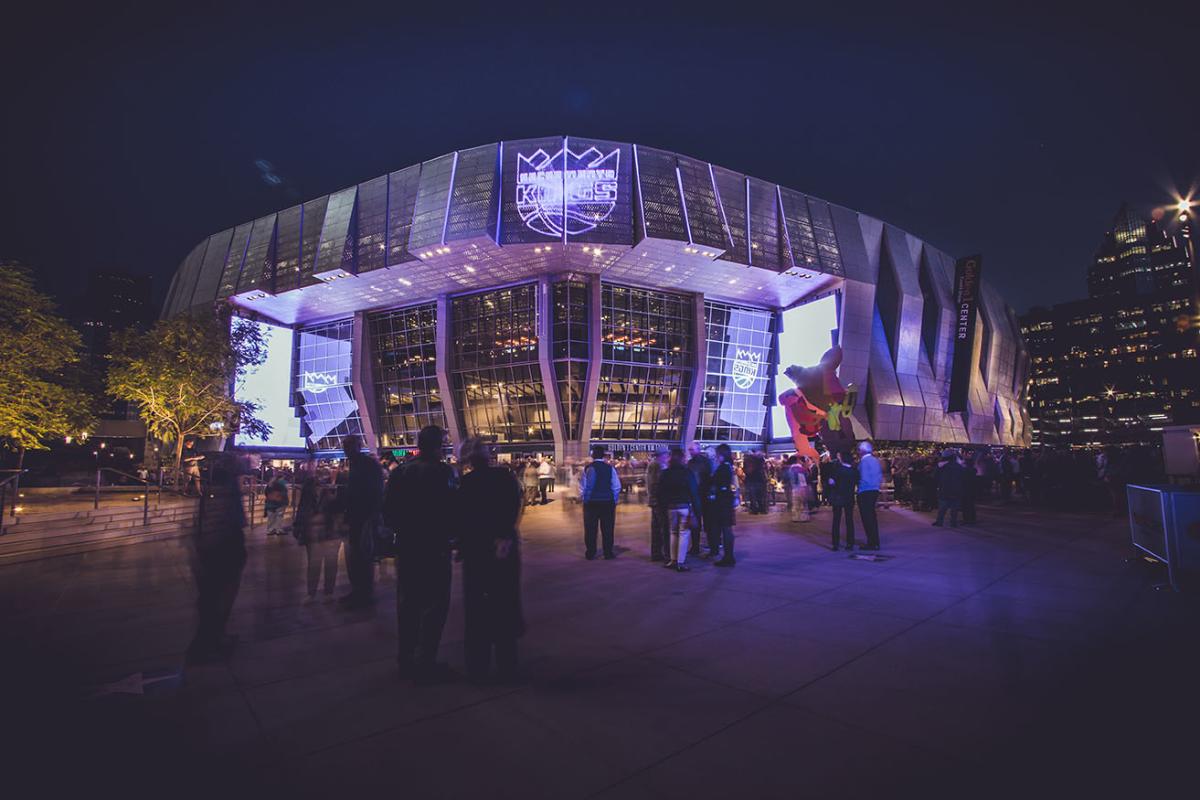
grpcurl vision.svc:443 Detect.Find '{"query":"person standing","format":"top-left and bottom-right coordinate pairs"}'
top-left (711, 444), bottom-right (738, 566)
top-left (294, 469), bottom-right (342, 602)
top-left (787, 457), bottom-right (812, 523)
top-left (187, 452), bottom-right (247, 664)
top-left (856, 441), bottom-right (883, 550)
top-left (645, 449), bottom-right (669, 562)
top-left (686, 443), bottom-right (714, 557)
top-left (933, 449), bottom-right (967, 527)
top-left (338, 435), bottom-right (384, 610)
top-left (390, 425), bottom-right (459, 683)
top-left (828, 450), bottom-right (858, 551)
top-left (263, 471), bottom-right (289, 536)
top-left (521, 459), bottom-right (539, 506)
top-left (537, 457), bottom-right (553, 505)
top-left (457, 437), bottom-right (525, 684)
top-left (960, 450), bottom-right (978, 524)
top-left (658, 448), bottom-right (702, 572)
top-left (579, 445), bottom-right (621, 559)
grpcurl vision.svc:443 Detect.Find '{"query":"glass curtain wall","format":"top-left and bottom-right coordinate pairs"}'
top-left (552, 280), bottom-right (590, 440)
top-left (295, 319), bottom-right (363, 452)
top-left (696, 301), bottom-right (775, 443)
top-left (367, 303), bottom-right (446, 449)
top-left (592, 284), bottom-right (694, 442)
top-left (451, 284), bottom-right (553, 444)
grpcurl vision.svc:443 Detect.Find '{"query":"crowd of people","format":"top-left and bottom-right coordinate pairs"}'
top-left (186, 430), bottom-right (1162, 678)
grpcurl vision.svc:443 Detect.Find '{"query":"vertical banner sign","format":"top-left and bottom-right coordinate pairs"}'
top-left (947, 254), bottom-right (983, 413)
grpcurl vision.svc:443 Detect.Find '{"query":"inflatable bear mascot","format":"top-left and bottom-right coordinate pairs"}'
top-left (778, 345), bottom-right (857, 461)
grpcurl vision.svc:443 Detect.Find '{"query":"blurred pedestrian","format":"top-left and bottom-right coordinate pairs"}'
top-left (645, 449), bottom-right (669, 562)
top-left (390, 426), bottom-right (459, 684)
top-left (457, 436), bottom-right (525, 684)
top-left (933, 449), bottom-right (967, 528)
top-left (187, 452), bottom-right (247, 664)
top-left (338, 435), bottom-right (384, 610)
top-left (294, 468), bottom-right (342, 602)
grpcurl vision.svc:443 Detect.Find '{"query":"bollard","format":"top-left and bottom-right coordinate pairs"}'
top-left (94, 468), bottom-right (101, 510)
top-left (143, 481), bottom-right (149, 526)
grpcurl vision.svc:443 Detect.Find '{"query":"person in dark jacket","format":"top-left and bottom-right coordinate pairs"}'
top-left (933, 449), bottom-right (967, 527)
top-left (686, 443), bottom-right (713, 556)
top-left (827, 450), bottom-right (858, 551)
top-left (711, 444), bottom-right (738, 566)
top-left (959, 450), bottom-right (978, 524)
top-left (658, 447), bottom-right (702, 572)
top-left (645, 450), bottom-right (669, 562)
top-left (457, 436), bottom-right (525, 683)
top-left (387, 425), bottom-right (459, 684)
top-left (339, 435), bottom-right (385, 609)
top-left (187, 452), bottom-right (247, 664)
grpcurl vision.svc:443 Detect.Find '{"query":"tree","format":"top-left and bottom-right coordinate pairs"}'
top-left (107, 304), bottom-right (270, 483)
top-left (0, 264), bottom-right (97, 455)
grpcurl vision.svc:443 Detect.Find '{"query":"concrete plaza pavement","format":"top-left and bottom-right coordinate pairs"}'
top-left (2, 494), bottom-right (1197, 798)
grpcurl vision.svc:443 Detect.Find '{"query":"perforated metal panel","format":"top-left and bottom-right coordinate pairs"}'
top-left (387, 165), bottom-right (421, 265)
top-left (634, 146), bottom-right (687, 242)
top-left (407, 153), bottom-right (456, 253)
top-left (236, 214), bottom-right (277, 295)
top-left (747, 178), bottom-right (781, 272)
top-left (355, 176), bottom-right (388, 275)
top-left (807, 197), bottom-right (844, 276)
top-left (272, 205), bottom-right (304, 293)
top-left (314, 187), bottom-right (356, 277)
top-left (446, 144), bottom-right (499, 243)
top-left (500, 136), bottom-right (565, 245)
top-left (217, 222), bottom-right (254, 299)
top-left (566, 137), bottom-right (633, 246)
top-left (711, 166), bottom-right (748, 264)
top-left (298, 195), bottom-right (330, 286)
top-left (778, 187), bottom-right (820, 270)
top-left (167, 240), bottom-right (208, 314)
top-left (192, 228), bottom-right (234, 307)
top-left (676, 156), bottom-right (725, 251)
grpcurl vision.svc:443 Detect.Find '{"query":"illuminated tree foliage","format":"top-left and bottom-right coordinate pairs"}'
top-left (0, 264), bottom-right (96, 451)
top-left (108, 304), bottom-right (270, 481)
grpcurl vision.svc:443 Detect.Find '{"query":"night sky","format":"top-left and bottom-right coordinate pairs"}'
top-left (3, 3), bottom-right (1196, 315)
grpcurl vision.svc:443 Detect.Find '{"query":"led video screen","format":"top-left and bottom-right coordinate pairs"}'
top-left (233, 318), bottom-right (305, 449)
top-left (770, 294), bottom-right (839, 438)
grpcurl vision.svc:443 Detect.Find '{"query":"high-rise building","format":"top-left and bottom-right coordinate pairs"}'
top-left (1022, 204), bottom-right (1200, 447)
top-left (73, 270), bottom-right (154, 370)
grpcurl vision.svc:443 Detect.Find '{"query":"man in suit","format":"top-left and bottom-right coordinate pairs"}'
top-left (827, 450), bottom-right (858, 551)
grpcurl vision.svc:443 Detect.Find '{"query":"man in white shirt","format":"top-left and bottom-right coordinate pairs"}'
top-left (536, 457), bottom-right (553, 504)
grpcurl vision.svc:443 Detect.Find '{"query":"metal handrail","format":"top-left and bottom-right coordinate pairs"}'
top-left (95, 467), bottom-right (161, 526)
top-left (0, 471), bottom-right (29, 528)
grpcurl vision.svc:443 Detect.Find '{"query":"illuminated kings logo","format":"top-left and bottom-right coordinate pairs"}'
top-left (303, 371), bottom-right (339, 395)
top-left (731, 348), bottom-right (762, 390)
top-left (516, 146), bottom-right (619, 237)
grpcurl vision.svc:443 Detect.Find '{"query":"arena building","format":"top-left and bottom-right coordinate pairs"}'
top-left (162, 137), bottom-right (1031, 459)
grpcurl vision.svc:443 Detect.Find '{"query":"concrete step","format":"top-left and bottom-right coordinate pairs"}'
top-left (1, 514), bottom-right (201, 545)
top-left (0, 524), bottom-right (197, 566)
top-left (2, 508), bottom-right (201, 537)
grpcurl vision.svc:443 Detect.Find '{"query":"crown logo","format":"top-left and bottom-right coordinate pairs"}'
top-left (731, 348), bottom-right (762, 390)
top-left (516, 146), bottom-right (619, 237)
top-left (303, 371), bottom-right (339, 395)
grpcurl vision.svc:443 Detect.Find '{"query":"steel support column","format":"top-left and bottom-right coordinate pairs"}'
top-left (435, 294), bottom-right (465, 450)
